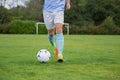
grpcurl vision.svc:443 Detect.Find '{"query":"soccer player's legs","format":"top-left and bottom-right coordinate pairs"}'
top-left (56, 33), bottom-right (64, 62)
top-left (54, 11), bottom-right (64, 62)
top-left (43, 11), bottom-right (54, 30)
top-left (43, 11), bottom-right (56, 54)
top-left (48, 29), bottom-right (54, 46)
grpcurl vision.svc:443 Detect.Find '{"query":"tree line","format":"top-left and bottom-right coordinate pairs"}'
top-left (0, 0), bottom-right (120, 34)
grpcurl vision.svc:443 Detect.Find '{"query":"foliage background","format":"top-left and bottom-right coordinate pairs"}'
top-left (0, 0), bottom-right (120, 34)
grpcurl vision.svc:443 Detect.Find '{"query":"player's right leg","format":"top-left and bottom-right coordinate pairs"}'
top-left (48, 29), bottom-right (54, 46)
top-left (48, 29), bottom-right (58, 56)
top-left (43, 11), bottom-right (58, 57)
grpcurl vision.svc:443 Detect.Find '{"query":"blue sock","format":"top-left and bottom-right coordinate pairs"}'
top-left (56, 33), bottom-right (64, 54)
top-left (48, 35), bottom-right (54, 46)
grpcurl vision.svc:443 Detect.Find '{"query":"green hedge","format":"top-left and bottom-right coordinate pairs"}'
top-left (69, 16), bottom-right (120, 35)
top-left (0, 23), bottom-right (10, 34)
top-left (38, 24), bottom-right (47, 34)
top-left (1, 19), bottom-right (119, 35)
top-left (9, 20), bottom-right (47, 34)
top-left (9, 20), bottom-right (35, 34)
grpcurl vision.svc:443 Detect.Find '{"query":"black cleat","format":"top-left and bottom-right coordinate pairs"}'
top-left (57, 59), bottom-right (63, 62)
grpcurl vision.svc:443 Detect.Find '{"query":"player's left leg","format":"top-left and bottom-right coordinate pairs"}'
top-left (54, 11), bottom-right (64, 62)
top-left (55, 23), bottom-right (64, 62)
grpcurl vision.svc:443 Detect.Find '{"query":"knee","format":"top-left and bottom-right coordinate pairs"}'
top-left (48, 29), bottom-right (54, 36)
top-left (49, 33), bottom-right (54, 36)
top-left (56, 28), bottom-right (62, 34)
top-left (55, 23), bottom-right (63, 34)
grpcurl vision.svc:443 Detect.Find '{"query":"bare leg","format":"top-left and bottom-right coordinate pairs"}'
top-left (55, 23), bottom-right (63, 34)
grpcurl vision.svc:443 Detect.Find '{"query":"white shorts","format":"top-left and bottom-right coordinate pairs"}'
top-left (43, 11), bottom-right (64, 30)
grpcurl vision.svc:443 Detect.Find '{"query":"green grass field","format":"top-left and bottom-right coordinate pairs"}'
top-left (0, 34), bottom-right (120, 80)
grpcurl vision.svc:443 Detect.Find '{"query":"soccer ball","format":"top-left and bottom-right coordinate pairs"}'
top-left (37, 49), bottom-right (51, 63)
